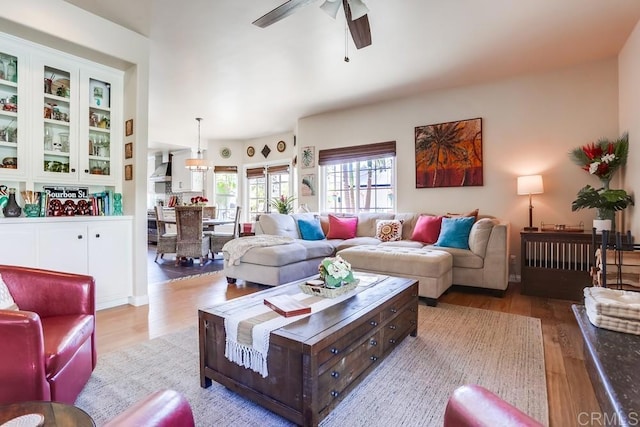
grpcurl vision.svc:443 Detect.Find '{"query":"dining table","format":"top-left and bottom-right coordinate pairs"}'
top-left (163, 218), bottom-right (234, 231)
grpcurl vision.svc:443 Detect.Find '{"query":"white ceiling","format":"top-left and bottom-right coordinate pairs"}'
top-left (63, 0), bottom-right (640, 150)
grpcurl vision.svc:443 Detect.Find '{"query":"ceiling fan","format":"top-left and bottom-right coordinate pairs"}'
top-left (252, 0), bottom-right (372, 49)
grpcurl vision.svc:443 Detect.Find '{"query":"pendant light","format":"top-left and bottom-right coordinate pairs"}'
top-left (185, 117), bottom-right (211, 171)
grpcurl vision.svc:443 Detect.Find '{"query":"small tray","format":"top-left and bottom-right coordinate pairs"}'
top-left (299, 280), bottom-right (358, 298)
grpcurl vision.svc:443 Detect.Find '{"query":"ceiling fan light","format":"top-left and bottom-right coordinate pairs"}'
top-left (320, 0), bottom-right (342, 19)
top-left (346, 0), bottom-right (368, 20)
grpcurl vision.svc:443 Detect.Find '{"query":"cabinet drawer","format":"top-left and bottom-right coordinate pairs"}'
top-left (317, 331), bottom-right (381, 411)
top-left (382, 304), bottom-right (418, 353)
top-left (379, 283), bottom-right (418, 322)
top-left (317, 311), bottom-right (381, 370)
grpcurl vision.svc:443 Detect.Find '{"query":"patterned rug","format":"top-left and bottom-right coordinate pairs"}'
top-left (76, 303), bottom-right (548, 426)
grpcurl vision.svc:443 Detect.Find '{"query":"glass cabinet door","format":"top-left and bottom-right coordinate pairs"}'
top-left (79, 68), bottom-right (121, 185)
top-left (42, 64), bottom-right (74, 177)
top-left (87, 78), bottom-right (112, 177)
top-left (0, 44), bottom-right (26, 178)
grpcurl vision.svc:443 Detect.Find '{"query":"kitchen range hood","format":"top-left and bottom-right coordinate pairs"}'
top-left (149, 152), bottom-right (172, 182)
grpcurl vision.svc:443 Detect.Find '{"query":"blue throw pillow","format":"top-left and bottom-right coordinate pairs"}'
top-left (434, 216), bottom-right (474, 249)
top-left (297, 218), bottom-right (325, 241)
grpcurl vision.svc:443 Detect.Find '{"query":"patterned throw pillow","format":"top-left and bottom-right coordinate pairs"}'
top-left (0, 273), bottom-right (18, 311)
top-left (376, 219), bottom-right (403, 242)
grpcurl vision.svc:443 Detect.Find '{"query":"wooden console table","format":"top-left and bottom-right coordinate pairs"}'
top-left (521, 231), bottom-right (594, 300)
top-left (572, 305), bottom-right (640, 427)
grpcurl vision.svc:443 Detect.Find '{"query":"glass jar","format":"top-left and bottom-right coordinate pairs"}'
top-left (6, 60), bottom-right (16, 83)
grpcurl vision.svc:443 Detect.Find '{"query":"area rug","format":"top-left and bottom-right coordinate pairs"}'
top-left (76, 303), bottom-right (548, 426)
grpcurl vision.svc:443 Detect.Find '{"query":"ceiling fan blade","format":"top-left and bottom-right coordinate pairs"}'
top-left (253, 0), bottom-right (318, 28)
top-left (343, 0), bottom-right (371, 49)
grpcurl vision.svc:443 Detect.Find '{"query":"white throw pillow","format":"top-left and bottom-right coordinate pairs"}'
top-left (0, 273), bottom-right (18, 311)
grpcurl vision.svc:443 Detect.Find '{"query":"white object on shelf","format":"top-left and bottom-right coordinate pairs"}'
top-left (0, 413), bottom-right (45, 427)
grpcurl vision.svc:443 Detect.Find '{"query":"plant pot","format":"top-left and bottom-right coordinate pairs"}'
top-left (593, 219), bottom-right (612, 233)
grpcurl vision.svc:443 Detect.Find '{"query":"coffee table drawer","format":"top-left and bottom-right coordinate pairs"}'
top-left (317, 331), bottom-right (381, 411)
top-left (317, 311), bottom-right (381, 369)
top-left (382, 303), bottom-right (418, 353)
top-left (379, 286), bottom-right (417, 322)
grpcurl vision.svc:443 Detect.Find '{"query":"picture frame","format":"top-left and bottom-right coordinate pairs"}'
top-left (124, 164), bottom-right (133, 181)
top-left (301, 146), bottom-right (315, 169)
top-left (415, 117), bottom-right (483, 188)
top-left (125, 119), bottom-right (134, 136)
top-left (301, 174), bottom-right (316, 196)
top-left (125, 142), bottom-right (133, 159)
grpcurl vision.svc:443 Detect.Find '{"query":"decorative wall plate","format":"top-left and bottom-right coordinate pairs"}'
top-left (247, 146), bottom-right (255, 157)
top-left (220, 147), bottom-right (231, 159)
top-left (277, 140), bottom-right (286, 152)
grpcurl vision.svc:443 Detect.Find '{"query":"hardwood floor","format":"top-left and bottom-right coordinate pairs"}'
top-left (95, 276), bottom-right (602, 427)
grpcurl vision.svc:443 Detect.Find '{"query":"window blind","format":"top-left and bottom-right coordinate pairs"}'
top-left (318, 141), bottom-right (396, 166)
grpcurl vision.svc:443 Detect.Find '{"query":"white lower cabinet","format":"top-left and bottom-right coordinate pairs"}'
top-left (2, 217), bottom-right (132, 310)
top-left (0, 224), bottom-right (37, 267)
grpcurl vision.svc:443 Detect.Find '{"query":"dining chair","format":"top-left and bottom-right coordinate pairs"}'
top-left (175, 206), bottom-right (210, 265)
top-left (209, 206), bottom-right (241, 256)
top-left (154, 206), bottom-right (177, 262)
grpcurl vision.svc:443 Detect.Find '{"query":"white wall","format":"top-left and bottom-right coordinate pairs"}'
top-left (619, 20), bottom-right (640, 237)
top-left (297, 59), bottom-right (620, 272)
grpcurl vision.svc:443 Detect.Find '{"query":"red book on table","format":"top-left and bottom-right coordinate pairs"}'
top-left (264, 295), bottom-right (311, 317)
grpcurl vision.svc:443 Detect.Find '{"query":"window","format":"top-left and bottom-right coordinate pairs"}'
top-left (246, 164), bottom-right (291, 221)
top-left (213, 166), bottom-right (237, 220)
top-left (319, 141), bottom-right (396, 213)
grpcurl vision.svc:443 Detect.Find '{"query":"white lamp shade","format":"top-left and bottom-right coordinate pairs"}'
top-left (185, 157), bottom-right (211, 171)
top-left (517, 175), bottom-right (544, 195)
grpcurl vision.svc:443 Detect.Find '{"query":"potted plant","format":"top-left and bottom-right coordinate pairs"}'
top-left (270, 195), bottom-right (295, 214)
top-left (569, 133), bottom-right (634, 231)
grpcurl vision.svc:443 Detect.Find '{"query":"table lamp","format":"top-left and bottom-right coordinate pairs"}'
top-left (517, 175), bottom-right (544, 231)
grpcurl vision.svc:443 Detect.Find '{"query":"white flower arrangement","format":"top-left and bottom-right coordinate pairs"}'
top-left (319, 255), bottom-right (355, 288)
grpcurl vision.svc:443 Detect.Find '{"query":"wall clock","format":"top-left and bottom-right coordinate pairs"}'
top-left (220, 147), bottom-right (231, 159)
top-left (277, 140), bottom-right (286, 152)
top-left (247, 146), bottom-right (255, 157)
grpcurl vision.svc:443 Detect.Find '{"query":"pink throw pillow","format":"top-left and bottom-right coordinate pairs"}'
top-left (327, 215), bottom-right (358, 239)
top-left (411, 215), bottom-right (443, 244)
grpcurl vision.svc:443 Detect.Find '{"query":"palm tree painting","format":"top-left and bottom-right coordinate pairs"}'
top-left (415, 118), bottom-right (483, 188)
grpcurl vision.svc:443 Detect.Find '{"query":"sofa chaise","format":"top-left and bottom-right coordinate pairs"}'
top-left (222, 212), bottom-right (509, 304)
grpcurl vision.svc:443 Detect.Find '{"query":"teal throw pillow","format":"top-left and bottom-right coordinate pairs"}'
top-left (434, 216), bottom-right (474, 249)
top-left (297, 218), bottom-right (325, 241)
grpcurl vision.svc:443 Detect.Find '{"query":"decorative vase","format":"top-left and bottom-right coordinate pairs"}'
top-left (595, 208), bottom-right (615, 232)
top-left (2, 188), bottom-right (21, 217)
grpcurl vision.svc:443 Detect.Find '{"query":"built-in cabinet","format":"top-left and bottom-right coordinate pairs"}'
top-left (0, 37), bottom-right (26, 179)
top-left (0, 217), bottom-right (133, 310)
top-left (171, 149), bottom-right (203, 192)
top-left (0, 32), bottom-right (123, 191)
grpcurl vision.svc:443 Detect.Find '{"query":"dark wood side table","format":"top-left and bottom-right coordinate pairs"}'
top-left (572, 305), bottom-right (640, 427)
top-left (0, 401), bottom-right (95, 427)
top-left (520, 230), bottom-right (593, 300)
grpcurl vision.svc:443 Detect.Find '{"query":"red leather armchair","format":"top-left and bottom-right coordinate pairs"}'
top-left (444, 384), bottom-right (543, 427)
top-left (104, 389), bottom-right (195, 427)
top-left (0, 265), bottom-right (96, 405)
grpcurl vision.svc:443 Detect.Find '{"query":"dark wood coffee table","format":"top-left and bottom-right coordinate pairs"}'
top-left (199, 275), bottom-right (418, 427)
top-left (0, 401), bottom-right (95, 426)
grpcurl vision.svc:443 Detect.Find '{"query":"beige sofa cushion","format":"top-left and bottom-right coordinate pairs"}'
top-left (356, 213), bottom-right (395, 237)
top-left (259, 213), bottom-right (300, 239)
top-left (468, 218), bottom-right (497, 258)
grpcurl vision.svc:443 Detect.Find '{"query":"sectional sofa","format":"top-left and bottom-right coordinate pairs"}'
top-left (222, 212), bottom-right (510, 304)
